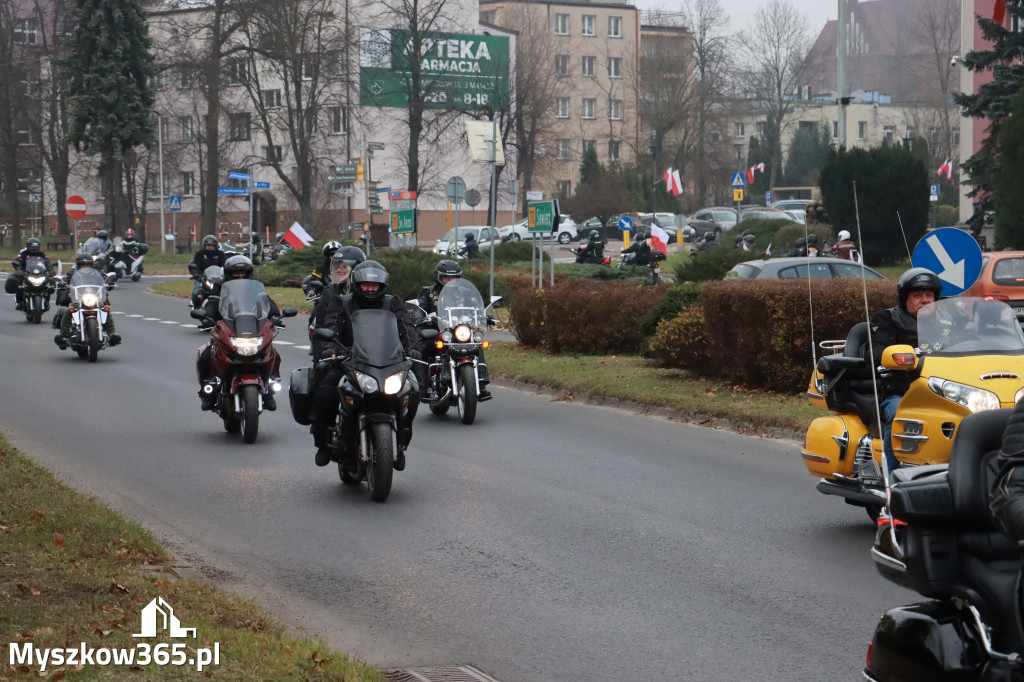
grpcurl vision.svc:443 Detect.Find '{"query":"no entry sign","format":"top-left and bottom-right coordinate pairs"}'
top-left (65, 196), bottom-right (87, 219)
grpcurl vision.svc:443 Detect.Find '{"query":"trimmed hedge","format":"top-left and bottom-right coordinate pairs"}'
top-left (640, 281), bottom-right (702, 337)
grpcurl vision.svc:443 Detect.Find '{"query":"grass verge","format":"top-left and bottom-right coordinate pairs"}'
top-left (0, 434), bottom-right (384, 680)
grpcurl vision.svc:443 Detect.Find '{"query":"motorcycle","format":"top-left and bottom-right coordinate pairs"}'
top-left (415, 278), bottom-right (498, 425)
top-left (802, 297), bottom-right (1024, 520)
top-left (864, 407), bottom-right (1024, 681)
top-left (571, 244), bottom-right (610, 266)
top-left (190, 279), bottom-right (296, 444)
top-left (79, 237), bottom-right (118, 280)
top-left (54, 267), bottom-right (118, 362)
top-left (617, 248), bottom-right (665, 283)
top-left (309, 309), bottom-right (417, 501)
top-left (110, 240), bottom-right (148, 282)
top-left (16, 256), bottom-right (55, 323)
top-left (189, 264), bottom-right (225, 317)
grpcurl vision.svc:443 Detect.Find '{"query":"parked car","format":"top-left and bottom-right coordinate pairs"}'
top-left (632, 214), bottom-right (687, 243)
top-left (497, 215), bottom-right (578, 244)
top-left (738, 206), bottom-right (797, 222)
top-left (962, 251), bottom-right (1024, 324)
top-left (433, 226), bottom-right (500, 256)
top-left (687, 207), bottom-right (738, 238)
top-left (724, 256), bottom-right (887, 281)
top-left (771, 199), bottom-right (813, 213)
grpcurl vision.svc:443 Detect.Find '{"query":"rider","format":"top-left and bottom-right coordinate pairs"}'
top-left (577, 230), bottom-right (605, 263)
top-left (990, 400), bottom-right (1024, 543)
top-left (869, 268), bottom-right (943, 474)
top-left (788, 237), bottom-right (807, 257)
top-left (310, 260), bottom-right (419, 470)
top-left (691, 232), bottom-right (718, 254)
top-left (309, 245), bottom-right (366, 359)
top-left (459, 233), bottom-right (480, 259)
top-left (806, 234), bottom-right (820, 257)
top-left (9, 238), bottom-right (52, 310)
top-left (302, 241), bottom-right (343, 297)
top-left (823, 230), bottom-right (857, 260)
top-left (121, 228), bottom-right (139, 250)
top-left (195, 255), bottom-right (282, 411)
top-left (189, 235), bottom-right (229, 307)
top-left (53, 250), bottom-right (120, 348)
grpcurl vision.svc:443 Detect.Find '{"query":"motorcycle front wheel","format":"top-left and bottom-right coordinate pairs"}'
top-left (457, 364), bottom-right (478, 425)
top-left (366, 422), bottom-right (394, 502)
top-left (240, 385), bottom-right (260, 443)
top-left (131, 273), bottom-right (141, 282)
top-left (85, 317), bottom-right (100, 362)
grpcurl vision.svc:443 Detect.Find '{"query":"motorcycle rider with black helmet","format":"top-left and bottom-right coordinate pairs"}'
top-left (308, 245), bottom-right (365, 360)
top-left (311, 260), bottom-right (419, 470)
top-left (577, 230), bottom-right (605, 263)
top-left (188, 235), bottom-right (229, 307)
top-left (195, 255), bottom-right (282, 410)
top-left (869, 267), bottom-right (943, 473)
top-left (9, 237), bottom-right (52, 311)
top-left (302, 241), bottom-right (344, 297)
top-left (458, 233), bottom-right (480, 259)
top-left (53, 250), bottom-right (120, 348)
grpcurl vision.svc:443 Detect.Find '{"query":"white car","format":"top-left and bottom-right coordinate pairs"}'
top-left (433, 226), bottom-right (500, 256)
top-left (498, 215), bottom-right (578, 244)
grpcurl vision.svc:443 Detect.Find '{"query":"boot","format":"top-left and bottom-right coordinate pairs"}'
top-left (199, 390), bottom-right (216, 411)
top-left (108, 334), bottom-right (122, 346)
top-left (478, 364), bottom-right (492, 401)
top-left (314, 447), bottom-right (332, 467)
top-left (263, 393), bottom-right (277, 411)
top-left (54, 334), bottom-right (67, 350)
top-left (394, 448), bottom-right (406, 471)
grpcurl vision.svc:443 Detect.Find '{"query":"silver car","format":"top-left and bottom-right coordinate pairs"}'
top-left (725, 256), bottom-right (886, 281)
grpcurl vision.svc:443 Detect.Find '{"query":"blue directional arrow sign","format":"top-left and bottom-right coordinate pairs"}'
top-left (911, 227), bottom-right (983, 296)
top-left (618, 216), bottom-right (633, 232)
top-left (168, 195), bottom-right (182, 211)
top-left (731, 172), bottom-right (745, 188)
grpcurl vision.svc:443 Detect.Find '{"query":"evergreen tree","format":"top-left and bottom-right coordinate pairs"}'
top-left (578, 144), bottom-right (604, 190)
top-left (62, 0), bottom-right (155, 234)
top-left (994, 88), bottom-right (1024, 249)
top-left (952, 2), bottom-right (1024, 211)
top-left (784, 124), bottom-right (831, 187)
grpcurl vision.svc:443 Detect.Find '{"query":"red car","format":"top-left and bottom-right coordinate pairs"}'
top-left (963, 251), bottom-right (1024, 323)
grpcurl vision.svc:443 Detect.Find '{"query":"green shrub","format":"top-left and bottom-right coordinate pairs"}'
top-left (770, 223), bottom-right (834, 255)
top-left (648, 307), bottom-right (711, 369)
top-left (936, 204), bottom-right (959, 226)
top-left (640, 281), bottom-right (702, 337)
top-left (672, 247), bottom-right (751, 282)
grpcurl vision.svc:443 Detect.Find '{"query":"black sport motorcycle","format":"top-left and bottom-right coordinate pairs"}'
top-left (16, 256), bottom-right (55, 323)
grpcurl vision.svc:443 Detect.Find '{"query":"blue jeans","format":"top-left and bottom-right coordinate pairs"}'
top-left (880, 394), bottom-right (902, 474)
top-left (191, 280), bottom-right (202, 307)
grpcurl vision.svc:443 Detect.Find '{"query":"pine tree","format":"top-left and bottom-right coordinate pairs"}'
top-left (784, 124), bottom-right (831, 187)
top-left (578, 144), bottom-right (604, 191)
top-left (62, 0), bottom-right (155, 234)
top-left (993, 88), bottom-right (1024, 248)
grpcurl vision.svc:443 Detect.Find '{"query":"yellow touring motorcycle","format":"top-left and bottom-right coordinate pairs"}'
top-left (802, 297), bottom-right (1024, 519)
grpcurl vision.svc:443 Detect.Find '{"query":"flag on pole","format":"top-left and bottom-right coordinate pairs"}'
top-left (282, 221), bottom-right (314, 249)
top-left (765, 243), bottom-right (772, 257)
top-left (663, 167), bottom-right (683, 196)
top-left (745, 162), bottom-right (766, 185)
top-left (937, 159), bottom-right (953, 181)
top-left (649, 225), bottom-right (670, 256)
top-left (994, 0), bottom-right (1007, 23)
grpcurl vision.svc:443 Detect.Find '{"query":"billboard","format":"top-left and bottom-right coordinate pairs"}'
top-left (359, 28), bottom-right (510, 111)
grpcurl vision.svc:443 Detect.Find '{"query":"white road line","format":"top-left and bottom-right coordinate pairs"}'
top-left (160, 320), bottom-right (177, 324)
top-left (180, 324), bottom-right (195, 328)
top-left (143, 317), bottom-right (160, 321)
top-left (294, 345), bottom-right (310, 350)
top-left (127, 314), bottom-right (144, 318)
top-left (275, 340), bottom-right (294, 345)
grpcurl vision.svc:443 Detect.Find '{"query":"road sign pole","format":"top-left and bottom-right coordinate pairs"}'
top-left (158, 114), bottom-right (166, 255)
top-left (365, 147), bottom-right (372, 252)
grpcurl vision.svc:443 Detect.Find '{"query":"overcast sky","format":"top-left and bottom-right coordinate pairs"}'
top-left (633, 0), bottom-right (839, 38)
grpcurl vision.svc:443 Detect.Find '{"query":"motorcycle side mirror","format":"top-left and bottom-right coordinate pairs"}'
top-left (313, 328), bottom-right (335, 340)
top-left (880, 345), bottom-right (919, 371)
top-left (280, 307), bottom-right (298, 318)
top-left (489, 295), bottom-right (503, 308)
top-left (420, 328), bottom-right (439, 342)
top-left (190, 309), bottom-right (207, 320)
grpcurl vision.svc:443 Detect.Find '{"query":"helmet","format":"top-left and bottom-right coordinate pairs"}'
top-left (897, 268), bottom-right (942, 309)
top-left (125, 228), bottom-right (135, 239)
top-left (224, 255), bottom-right (254, 279)
top-left (75, 251), bottom-right (93, 268)
top-left (838, 230), bottom-right (851, 241)
top-left (202, 235), bottom-right (219, 248)
top-left (332, 245), bottom-right (365, 270)
top-left (807, 234), bottom-right (818, 245)
top-left (322, 241), bottom-right (342, 259)
top-left (742, 234), bottom-right (755, 243)
top-left (97, 230), bottom-right (108, 239)
top-left (795, 237), bottom-right (806, 247)
top-left (350, 260), bottom-right (389, 306)
top-left (742, 229), bottom-right (753, 237)
top-left (465, 233), bottom-right (476, 241)
top-left (590, 230), bottom-right (600, 240)
top-left (435, 259), bottom-right (462, 287)
top-left (26, 237), bottom-right (40, 253)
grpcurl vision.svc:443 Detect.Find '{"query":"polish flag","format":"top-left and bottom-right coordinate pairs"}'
top-left (765, 243), bottom-right (772, 257)
top-left (994, 0), bottom-right (1007, 24)
top-left (649, 225), bottom-right (670, 256)
top-left (746, 162), bottom-right (765, 185)
top-left (937, 159), bottom-right (953, 181)
top-left (282, 221), bottom-right (314, 249)
top-left (671, 169), bottom-right (683, 196)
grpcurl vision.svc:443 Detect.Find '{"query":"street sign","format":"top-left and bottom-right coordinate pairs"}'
top-left (526, 190), bottom-right (543, 201)
top-left (390, 190), bottom-right (417, 200)
top-left (911, 226), bottom-right (983, 296)
top-left (168, 195), bottom-right (182, 211)
top-left (465, 189), bottom-right (481, 207)
top-left (733, 188), bottom-right (744, 202)
top-left (731, 172), bottom-right (745, 188)
top-left (218, 187), bottom-right (249, 195)
top-left (65, 195), bottom-right (87, 219)
top-left (527, 200), bottom-right (558, 233)
top-left (618, 216), bottom-right (633, 232)
top-left (765, 190), bottom-right (772, 204)
top-left (254, 181), bottom-right (270, 189)
top-left (930, 184), bottom-right (940, 202)
top-left (368, 141), bottom-right (385, 151)
top-left (445, 176), bottom-right (466, 203)
top-left (229, 172), bottom-right (250, 181)
top-left (390, 208), bottom-right (416, 234)
top-left (29, 193), bottom-right (41, 204)
top-left (348, 222), bottom-right (365, 231)
top-left (336, 187), bottom-right (354, 197)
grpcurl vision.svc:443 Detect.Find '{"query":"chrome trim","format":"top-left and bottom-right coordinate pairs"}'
top-left (980, 372), bottom-right (1020, 380)
top-left (870, 547), bottom-right (907, 573)
top-left (894, 434), bottom-right (929, 442)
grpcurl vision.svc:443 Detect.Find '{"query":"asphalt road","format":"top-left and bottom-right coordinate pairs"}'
top-left (0, 279), bottom-right (914, 681)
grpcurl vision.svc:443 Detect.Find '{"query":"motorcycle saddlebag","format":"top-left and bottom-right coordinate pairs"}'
top-left (4, 273), bottom-right (17, 294)
top-left (55, 287), bottom-right (70, 306)
top-left (137, 242), bottom-right (150, 255)
top-left (289, 367), bottom-right (314, 426)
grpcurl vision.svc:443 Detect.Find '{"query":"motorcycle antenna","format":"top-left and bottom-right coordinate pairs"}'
top-left (895, 211), bottom-right (912, 260)
top-left (804, 219), bottom-right (818, 373)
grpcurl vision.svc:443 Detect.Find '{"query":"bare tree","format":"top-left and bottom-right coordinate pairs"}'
top-left (0, 0), bottom-right (33, 246)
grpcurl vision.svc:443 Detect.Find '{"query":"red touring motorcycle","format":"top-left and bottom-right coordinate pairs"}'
top-left (192, 279), bottom-right (296, 443)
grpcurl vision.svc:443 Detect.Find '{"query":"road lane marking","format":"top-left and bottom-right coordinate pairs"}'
top-left (143, 317), bottom-right (160, 321)
top-left (160, 320), bottom-right (177, 324)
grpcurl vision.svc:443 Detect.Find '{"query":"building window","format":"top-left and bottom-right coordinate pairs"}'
top-left (555, 54), bottom-right (569, 76)
top-left (906, 125), bottom-right (917, 140)
top-left (582, 15), bottom-right (595, 36)
top-left (556, 98), bottom-right (569, 118)
top-left (554, 13), bottom-right (569, 35)
top-left (179, 116), bottom-right (194, 142)
top-left (229, 113), bottom-right (251, 141)
top-left (182, 171), bottom-right (196, 196)
top-left (329, 106), bottom-right (346, 134)
top-left (227, 58), bottom-right (249, 85)
top-left (608, 57), bottom-right (620, 78)
top-left (262, 89), bottom-right (282, 108)
top-left (832, 120), bottom-right (838, 138)
top-left (556, 138), bottom-right (569, 160)
top-left (582, 56), bottom-right (595, 77)
top-left (608, 16), bottom-right (621, 38)
top-left (147, 173), bottom-right (168, 198)
top-left (608, 139), bottom-right (620, 161)
top-left (609, 99), bottom-right (622, 120)
top-left (14, 19), bottom-right (37, 45)
top-left (150, 70), bottom-right (168, 91)
top-left (883, 125), bottom-right (894, 143)
top-left (735, 122), bottom-right (745, 137)
top-left (583, 139), bottom-right (595, 152)
top-left (480, 10), bottom-right (495, 24)
top-left (264, 145), bottom-right (283, 163)
top-left (582, 98), bottom-right (595, 119)
top-left (756, 121), bottom-right (766, 137)
top-left (558, 180), bottom-right (571, 198)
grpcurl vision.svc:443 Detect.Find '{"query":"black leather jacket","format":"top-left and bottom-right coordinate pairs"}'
top-left (13, 249), bottom-right (51, 272)
top-left (328, 293), bottom-right (417, 355)
top-left (190, 249), bottom-right (228, 272)
top-left (869, 305), bottom-right (918, 396)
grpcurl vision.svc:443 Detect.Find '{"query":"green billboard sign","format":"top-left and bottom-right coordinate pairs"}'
top-left (390, 208), bottom-right (416, 234)
top-left (528, 200), bottom-right (559, 234)
top-left (359, 28), bottom-right (510, 111)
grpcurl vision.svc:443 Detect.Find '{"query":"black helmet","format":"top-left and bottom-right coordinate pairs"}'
top-left (322, 241), bottom-right (342, 259)
top-left (202, 235), bottom-right (219, 248)
top-left (742, 229), bottom-right (753, 237)
top-left (331, 245), bottom-right (366, 272)
top-left (224, 255), bottom-right (254, 279)
top-left (590, 230), bottom-right (600, 240)
top-left (807, 234), bottom-right (818, 245)
top-left (465, 233), bottom-right (476, 241)
top-left (97, 230), bottom-right (108, 239)
top-left (435, 259), bottom-right (462, 287)
top-left (897, 267), bottom-right (942, 309)
top-left (742, 234), bottom-right (755, 243)
top-left (26, 237), bottom-right (41, 252)
top-left (350, 260), bottom-right (389, 306)
top-left (795, 237), bottom-right (806, 247)
top-left (75, 251), bottom-right (93, 268)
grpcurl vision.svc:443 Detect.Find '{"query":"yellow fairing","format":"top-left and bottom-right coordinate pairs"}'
top-left (801, 415), bottom-right (871, 479)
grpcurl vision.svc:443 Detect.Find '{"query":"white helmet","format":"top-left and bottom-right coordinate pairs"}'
top-left (838, 230), bottom-right (851, 241)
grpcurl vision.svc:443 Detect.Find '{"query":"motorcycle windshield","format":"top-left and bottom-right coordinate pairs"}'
top-left (80, 237), bottom-right (104, 256)
top-left (202, 265), bottom-right (224, 284)
top-left (25, 257), bottom-right (48, 276)
top-left (349, 309), bottom-right (405, 367)
top-left (217, 279), bottom-right (272, 336)
top-left (69, 268), bottom-right (107, 304)
top-left (436, 279), bottom-right (487, 331)
top-left (917, 297), bottom-right (1024, 356)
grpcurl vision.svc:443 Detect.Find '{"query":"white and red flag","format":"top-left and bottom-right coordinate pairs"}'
top-left (746, 162), bottom-right (765, 185)
top-left (649, 225), bottom-right (670, 256)
top-left (994, 0), bottom-right (1007, 24)
top-left (937, 159), bottom-right (953, 182)
top-left (282, 221), bottom-right (314, 249)
top-left (663, 167), bottom-right (683, 196)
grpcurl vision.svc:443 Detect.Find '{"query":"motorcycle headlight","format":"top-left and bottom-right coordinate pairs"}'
top-left (441, 330), bottom-right (453, 343)
top-left (354, 371), bottom-right (379, 393)
top-left (230, 336), bottom-right (261, 356)
top-left (204, 281), bottom-right (214, 290)
top-left (383, 371), bottom-right (406, 395)
top-left (928, 377), bottom-right (1001, 413)
top-left (80, 292), bottom-right (99, 308)
top-left (27, 276), bottom-right (46, 286)
top-left (454, 324), bottom-right (472, 342)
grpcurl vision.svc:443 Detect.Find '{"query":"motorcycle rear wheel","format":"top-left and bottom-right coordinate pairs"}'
top-left (85, 317), bottom-right (100, 363)
top-left (240, 385), bottom-right (260, 443)
top-left (457, 365), bottom-right (478, 425)
top-left (131, 273), bottom-right (141, 282)
top-left (366, 422), bottom-right (394, 502)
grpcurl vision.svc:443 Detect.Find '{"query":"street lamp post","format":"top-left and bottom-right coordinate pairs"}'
top-left (157, 113), bottom-right (166, 255)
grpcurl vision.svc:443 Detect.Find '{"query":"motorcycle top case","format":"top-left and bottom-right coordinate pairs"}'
top-left (289, 367), bottom-right (314, 425)
top-left (4, 273), bottom-right (17, 294)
